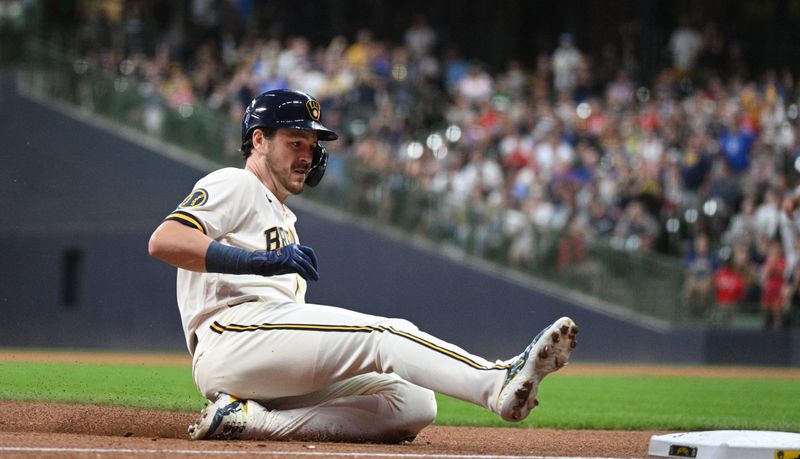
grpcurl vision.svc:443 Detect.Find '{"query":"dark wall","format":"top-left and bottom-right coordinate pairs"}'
top-left (1, 72), bottom-right (798, 365)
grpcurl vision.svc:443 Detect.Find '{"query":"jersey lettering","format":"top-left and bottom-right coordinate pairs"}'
top-left (264, 227), bottom-right (294, 251)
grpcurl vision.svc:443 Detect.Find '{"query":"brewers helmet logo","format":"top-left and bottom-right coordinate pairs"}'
top-left (306, 100), bottom-right (321, 121)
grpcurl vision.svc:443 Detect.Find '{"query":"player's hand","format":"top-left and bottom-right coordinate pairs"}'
top-left (250, 244), bottom-right (319, 281)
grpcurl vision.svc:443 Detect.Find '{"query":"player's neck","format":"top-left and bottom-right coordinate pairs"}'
top-left (245, 164), bottom-right (289, 204)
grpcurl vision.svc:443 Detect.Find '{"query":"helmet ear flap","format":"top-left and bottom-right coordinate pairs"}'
top-left (305, 145), bottom-right (328, 187)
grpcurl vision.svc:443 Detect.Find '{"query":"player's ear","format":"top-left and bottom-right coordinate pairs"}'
top-left (251, 129), bottom-right (267, 155)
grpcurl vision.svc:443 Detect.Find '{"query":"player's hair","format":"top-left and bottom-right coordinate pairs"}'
top-left (241, 127), bottom-right (277, 160)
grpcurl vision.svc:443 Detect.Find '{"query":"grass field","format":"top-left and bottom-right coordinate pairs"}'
top-left (2, 359), bottom-right (799, 432)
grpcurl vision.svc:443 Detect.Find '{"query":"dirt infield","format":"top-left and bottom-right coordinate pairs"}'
top-left (2, 351), bottom-right (798, 458)
top-left (0, 402), bottom-right (660, 458)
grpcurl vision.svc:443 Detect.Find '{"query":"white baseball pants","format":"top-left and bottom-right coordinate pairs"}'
top-left (191, 300), bottom-right (510, 442)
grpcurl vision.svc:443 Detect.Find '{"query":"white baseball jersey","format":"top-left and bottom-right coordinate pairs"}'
top-left (164, 166), bottom-right (561, 443)
top-left (165, 167), bottom-right (306, 354)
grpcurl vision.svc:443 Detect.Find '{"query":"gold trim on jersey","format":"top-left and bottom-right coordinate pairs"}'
top-left (165, 210), bottom-right (206, 234)
top-left (209, 321), bottom-right (511, 371)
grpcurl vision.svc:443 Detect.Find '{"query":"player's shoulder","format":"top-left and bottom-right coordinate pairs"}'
top-left (204, 167), bottom-right (251, 181)
top-left (197, 167), bottom-right (257, 188)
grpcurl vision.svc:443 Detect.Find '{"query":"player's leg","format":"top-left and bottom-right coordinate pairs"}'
top-left (192, 301), bottom-right (577, 426)
top-left (190, 373), bottom-right (436, 442)
top-left (193, 301), bottom-right (501, 409)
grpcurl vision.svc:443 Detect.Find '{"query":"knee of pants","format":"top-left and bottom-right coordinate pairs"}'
top-left (390, 382), bottom-right (437, 436)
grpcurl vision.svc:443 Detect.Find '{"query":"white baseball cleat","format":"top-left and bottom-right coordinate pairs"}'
top-left (496, 316), bottom-right (578, 422)
top-left (188, 393), bottom-right (249, 440)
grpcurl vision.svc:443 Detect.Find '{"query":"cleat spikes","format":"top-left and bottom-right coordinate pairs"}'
top-left (538, 344), bottom-right (551, 359)
top-left (496, 317), bottom-right (578, 423)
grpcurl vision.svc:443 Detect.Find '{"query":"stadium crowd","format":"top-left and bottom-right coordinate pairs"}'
top-left (62, 4), bottom-right (800, 329)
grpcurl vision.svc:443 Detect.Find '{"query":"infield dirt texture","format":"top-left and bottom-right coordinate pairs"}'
top-left (2, 351), bottom-right (799, 458)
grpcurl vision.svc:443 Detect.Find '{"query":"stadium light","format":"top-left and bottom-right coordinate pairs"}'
top-left (445, 125), bottom-right (462, 143)
top-left (684, 208), bottom-right (698, 223)
top-left (406, 141), bottom-right (424, 159)
top-left (702, 199), bottom-right (718, 217)
top-left (666, 217), bottom-right (680, 233)
top-left (576, 102), bottom-right (591, 119)
top-left (426, 133), bottom-right (443, 151)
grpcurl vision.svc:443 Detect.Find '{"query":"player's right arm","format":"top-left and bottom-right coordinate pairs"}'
top-left (148, 215), bottom-right (320, 281)
top-left (149, 220), bottom-right (318, 280)
top-left (148, 220), bottom-right (213, 272)
top-left (150, 170), bottom-right (319, 280)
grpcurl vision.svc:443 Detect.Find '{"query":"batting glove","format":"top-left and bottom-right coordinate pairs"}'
top-left (250, 244), bottom-right (319, 281)
top-left (206, 241), bottom-right (320, 281)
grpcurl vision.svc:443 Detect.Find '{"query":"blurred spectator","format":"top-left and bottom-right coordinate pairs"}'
top-left (605, 69), bottom-right (635, 110)
top-left (456, 63), bottom-right (493, 106)
top-left (667, 15), bottom-right (703, 76)
top-left (730, 237), bottom-right (761, 313)
top-left (718, 117), bottom-right (755, 175)
top-left (404, 14), bottom-right (436, 60)
top-left (711, 256), bottom-right (746, 326)
top-left (582, 198), bottom-right (617, 239)
top-left (612, 200), bottom-right (660, 251)
top-left (754, 187), bottom-right (782, 243)
top-left (760, 239), bottom-right (786, 330)
top-left (442, 46), bottom-right (470, 93)
top-left (778, 190), bottom-right (800, 327)
top-left (557, 219), bottom-right (587, 270)
top-left (722, 195), bottom-right (756, 245)
top-left (551, 33), bottom-right (582, 97)
top-left (682, 233), bottom-right (718, 318)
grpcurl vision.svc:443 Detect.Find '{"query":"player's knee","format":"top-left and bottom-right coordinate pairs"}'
top-left (413, 387), bottom-right (438, 427)
top-left (397, 385), bottom-right (437, 435)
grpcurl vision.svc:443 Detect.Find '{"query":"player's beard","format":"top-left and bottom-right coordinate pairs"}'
top-left (266, 155), bottom-right (307, 197)
top-left (283, 163), bottom-right (307, 195)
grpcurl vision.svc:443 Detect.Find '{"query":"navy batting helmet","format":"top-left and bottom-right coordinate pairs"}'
top-left (241, 89), bottom-right (338, 187)
top-left (241, 89), bottom-right (338, 143)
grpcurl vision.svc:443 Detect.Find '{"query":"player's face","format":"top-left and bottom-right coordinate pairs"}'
top-left (260, 128), bottom-right (317, 200)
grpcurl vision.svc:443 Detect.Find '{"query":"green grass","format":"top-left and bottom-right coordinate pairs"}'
top-left (0, 362), bottom-right (203, 411)
top-left (436, 375), bottom-right (800, 431)
top-left (2, 361), bottom-right (799, 431)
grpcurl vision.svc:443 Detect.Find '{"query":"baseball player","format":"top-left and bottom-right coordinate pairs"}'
top-left (148, 89), bottom-right (578, 442)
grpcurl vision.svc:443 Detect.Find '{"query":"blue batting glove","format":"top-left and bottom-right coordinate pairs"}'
top-left (250, 244), bottom-right (320, 281)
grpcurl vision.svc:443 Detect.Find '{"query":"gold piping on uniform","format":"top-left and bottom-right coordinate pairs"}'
top-left (209, 321), bottom-right (511, 371)
top-left (165, 210), bottom-right (206, 234)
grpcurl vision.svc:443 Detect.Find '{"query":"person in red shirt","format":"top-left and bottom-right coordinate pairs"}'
top-left (712, 258), bottom-right (745, 326)
top-left (760, 239), bottom-right (786, 330)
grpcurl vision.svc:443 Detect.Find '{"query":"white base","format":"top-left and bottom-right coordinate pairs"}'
top-left (648, 430), bottom-right (800, 459)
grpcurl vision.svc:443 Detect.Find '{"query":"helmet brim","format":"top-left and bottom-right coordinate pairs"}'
top-left (308, 121), bottom-right (339, 141)
top-left (277, 120), bottom-right (338, 141)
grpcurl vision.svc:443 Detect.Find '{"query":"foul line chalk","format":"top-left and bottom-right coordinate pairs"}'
top-left (0, 446), bottom-right (633, 459)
